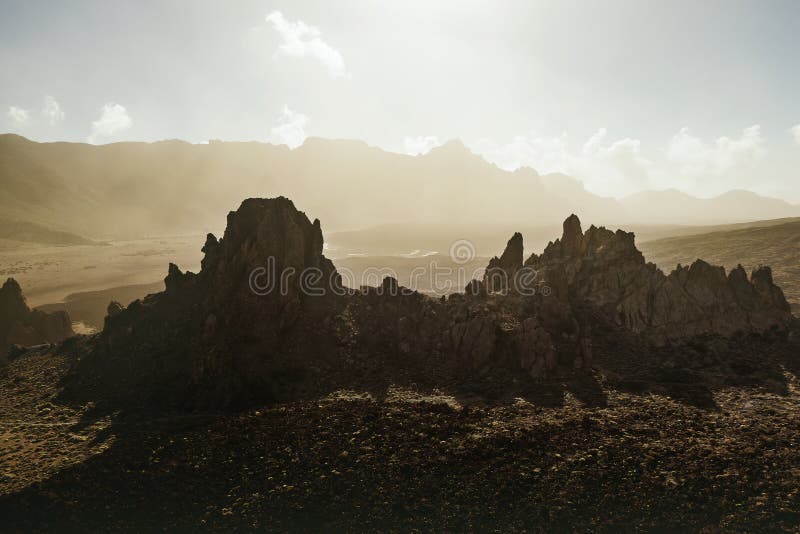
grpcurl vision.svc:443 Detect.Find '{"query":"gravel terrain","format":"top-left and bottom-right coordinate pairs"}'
top-left (2, 334), bottom-right (800, 532)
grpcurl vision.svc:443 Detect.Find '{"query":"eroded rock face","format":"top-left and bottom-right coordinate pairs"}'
top-left (71, 199), bottom-right (794, 409)
top-left (91, 197), bottom-right (343, 407)
top-left (449, 317), bottom-right (496, 370)
top-left (0, 278), bottom-right (73, 352)
top-left (525, 217), bottom-right (794, 342)
top-left (514, 317), bottom-right (556, 377)
top-left (484, 232), bottom-right (523, 292)
top-left (106, 301), bottom-right (124, 319)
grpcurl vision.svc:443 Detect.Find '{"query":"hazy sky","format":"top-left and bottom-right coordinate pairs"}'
top-left (2, 0), bottom-right (799, 201)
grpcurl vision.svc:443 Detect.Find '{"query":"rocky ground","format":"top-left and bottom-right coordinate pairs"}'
top-left (2, 332), bottom-right (800, 532)
top-left (2, 199), bottom-right (798, 532)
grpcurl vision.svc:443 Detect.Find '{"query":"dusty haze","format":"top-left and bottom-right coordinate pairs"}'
top-left (2, 134), bottom-right (798, 243)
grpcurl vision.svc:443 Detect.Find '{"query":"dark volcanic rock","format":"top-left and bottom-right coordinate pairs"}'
top-left (561, 213), bottom-right (584, 256)
top-left (525, 216), bottom-right (794, 343)
top-left (484, 232), bottom-right (523, 292)
top-left (67, 199), bottom-right (795, 409)
top-left (514, 317), bottom-right (556, 377)
top-left (448, 316), bottom-right (497, 370)
top-left (106, 301), bottom-right (124, 319)
top-left (0, 278), bottom-right (73, 352)
top-left (84, 197), bottom-right (343, 408)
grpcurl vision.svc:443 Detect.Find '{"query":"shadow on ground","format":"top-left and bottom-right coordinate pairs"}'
top-left (1, 327), bottom-right (799, 531)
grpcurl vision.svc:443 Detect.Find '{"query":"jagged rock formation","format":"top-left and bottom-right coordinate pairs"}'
top-left (483, 232), bottom-right (523, 292)
top-left (90, 198), bottom-right (342, 407)
top-left (68, 199), bottom-right (794, 409)
top-left (524, 215), bottom-right (794, 343)
top-left (106, 301), bottom-right (124, 319)
top-left (0, 278), bottom-right (74, 353)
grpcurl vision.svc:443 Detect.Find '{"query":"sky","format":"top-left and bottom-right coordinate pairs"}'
top-left (1, 0), bottom-right (799, 201)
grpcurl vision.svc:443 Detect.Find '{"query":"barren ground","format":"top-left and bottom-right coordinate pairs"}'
top-left (2, 334), bottom-right (799, 532)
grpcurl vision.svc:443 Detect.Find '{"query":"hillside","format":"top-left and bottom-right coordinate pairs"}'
top-left (0, 135), bottom-right (593, 239)
top-left (0, 219), bottom-right (97, 246)
top-left (639, 220), bottom-right (800, 312)
top-left (622, 189), bottom-right (799, 225)
top-left (1, 134), bottom-right (797, 241)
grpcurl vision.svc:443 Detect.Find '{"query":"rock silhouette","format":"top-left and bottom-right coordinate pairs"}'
top-left (0, 278), bottom-right (74, 353)
top-left (483, 232), bottom-right (523, 292)
top-left (67, 198), bottom-right (794, 408)
top-left (525, 215), bottom-right (793, 342)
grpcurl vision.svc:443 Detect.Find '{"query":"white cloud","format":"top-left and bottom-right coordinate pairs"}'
top-left (666, 125), bottom-right (766, 175)
top-left (473, 133), bottom-right (572, 174)
top-left (41, 95), bottom-right (65, 124)
top-left (6, 106), bottom-right (29, 126)
top-left (471, 129), bottom-right (653, 197)
top-left (265, 11), bottom-right (346, 78)
top-left (791, 124), bottom-right (800, 146)
top-left (88, 103), bottom-right (132, 144)
top-left (404, 136), bottom-right (442, 155)
top-left (580, 129), bottom-right (653, 190)
top-left (269, 106), bottom-right (308, 148)
top-left (471, 125), bottom-right (771, 198)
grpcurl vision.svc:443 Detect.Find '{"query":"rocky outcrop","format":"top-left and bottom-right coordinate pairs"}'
top-left (69, 199), bottom-right (794, 409)
top-left (0, 278), bottom-right (73, 353)
top-left (483, 232), bottom-right (523, 292)
top-left (106, 301), bottom-right (124, 319)
top-left (525, 216), bottom-right (794, 342)
top-left (514, 317), bottom-right (556, 377)
top-left (88, 197), bottom-right (343, 407)
top-left (448, 317), bottom-right (497, 370)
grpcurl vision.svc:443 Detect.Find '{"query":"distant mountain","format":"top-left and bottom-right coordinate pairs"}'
top-left (621, 189), bottom-right (799, 225)
top-left (538, 172), bottom-right (621, 220)
top-left (1, 134), bottom-right (797, 240)
top-left (0, 218), bottom-right (96, 246)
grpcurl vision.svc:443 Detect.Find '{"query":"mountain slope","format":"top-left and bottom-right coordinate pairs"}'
top-left (0, 219), bottom-right (96, 246)
top-left (621, 189), bottom-right (799, 225)
top-left (0, 135), bottom-right (572, 239)
top-left (2, 134), bottom-right (797, 240)
top-left (639, 220), bottom-right (800, 312)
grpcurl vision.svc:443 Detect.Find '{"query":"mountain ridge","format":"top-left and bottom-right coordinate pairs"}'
top-left (1, 134), bottom-right (797, 240)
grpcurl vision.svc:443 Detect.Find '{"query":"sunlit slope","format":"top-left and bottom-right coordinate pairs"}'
top-left (2, 134), bottom-right (797, 240)
top-left (640, 220), bottom-right (800, 312)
